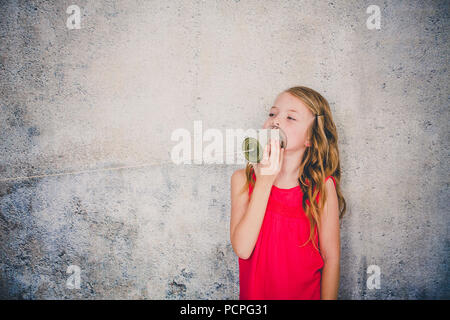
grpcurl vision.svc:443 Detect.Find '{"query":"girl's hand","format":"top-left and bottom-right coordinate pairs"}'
top-left (253, 138), bottom-right (284, 187)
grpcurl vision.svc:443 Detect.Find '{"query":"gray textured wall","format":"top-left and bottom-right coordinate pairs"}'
top-left (0, 0), bottom-right (448, 299)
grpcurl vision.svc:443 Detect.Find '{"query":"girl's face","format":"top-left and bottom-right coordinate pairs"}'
top-left (263, 92), bottom-right (315, 151)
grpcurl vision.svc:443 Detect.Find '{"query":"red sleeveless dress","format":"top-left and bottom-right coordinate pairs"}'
top-left (239, 171), bottom-right (336, 300)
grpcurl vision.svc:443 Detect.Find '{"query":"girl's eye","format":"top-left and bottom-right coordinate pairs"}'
top-left (269, 113), bottom-right (296, 120)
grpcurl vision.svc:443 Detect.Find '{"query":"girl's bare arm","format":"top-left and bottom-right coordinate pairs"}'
top-left (230, 169), bottom-right (272, 259)
top-left (230, 139), bottom-right (283, 259)
top-left (318, 177), bottom-right (341, 299)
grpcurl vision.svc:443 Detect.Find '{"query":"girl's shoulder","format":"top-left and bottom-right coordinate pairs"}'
top-left (231, 168), bottom-right (249, 197)
top-left (306, 175), bottom-right (337, 205)
top-left (231, 168), bottom-right (246, 186)
top-left (306, 175), bottom-right (336, 189)
top-left (231, 168), bottom-right (246, 181)
top-left (326, 175), bottom-right (336, 188)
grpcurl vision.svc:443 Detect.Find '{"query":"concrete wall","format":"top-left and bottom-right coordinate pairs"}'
top-left (0, 0), bottom-right (448, 299)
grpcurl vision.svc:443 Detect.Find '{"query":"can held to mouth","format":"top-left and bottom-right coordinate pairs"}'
top-left (241, 126), bottom-right (287, 163)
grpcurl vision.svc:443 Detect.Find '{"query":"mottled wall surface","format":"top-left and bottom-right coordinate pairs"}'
top-left (0, 0), bottom-right (448, 299)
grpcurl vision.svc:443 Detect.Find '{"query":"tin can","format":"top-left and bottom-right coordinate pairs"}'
top-left (241, 126), bottom-right (287, 163)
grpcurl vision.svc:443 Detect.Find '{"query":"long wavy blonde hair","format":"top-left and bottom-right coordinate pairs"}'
top-left (240, 86), bottom-right (347, 252)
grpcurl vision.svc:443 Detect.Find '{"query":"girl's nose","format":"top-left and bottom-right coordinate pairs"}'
top-left (272, 118), bottom-right (280, 127)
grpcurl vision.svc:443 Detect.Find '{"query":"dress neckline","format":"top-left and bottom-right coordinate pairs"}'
top-left (250, 170), bottom-right (301, 191)
top-left (272, 184), bottom-right (301, 191)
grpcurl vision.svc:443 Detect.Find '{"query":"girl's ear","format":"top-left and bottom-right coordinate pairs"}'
top-left (305, 138), bottom-right (311, 147)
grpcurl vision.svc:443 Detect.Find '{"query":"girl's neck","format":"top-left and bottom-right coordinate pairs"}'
top-left (273, 148), bottom-right (305, 186)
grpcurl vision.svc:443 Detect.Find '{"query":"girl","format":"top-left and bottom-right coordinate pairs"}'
top-left (230, 86), bottom-right (347, 300)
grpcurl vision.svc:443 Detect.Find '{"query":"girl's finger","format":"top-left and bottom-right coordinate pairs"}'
top-left (276, 139), bottom-right (281, 169)
top-left (262, 142), bottom-right (269, 163)
top-left (272, 139), bottom-right (279, 166)
top-left (268, 139), bottom-right (275, 163)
